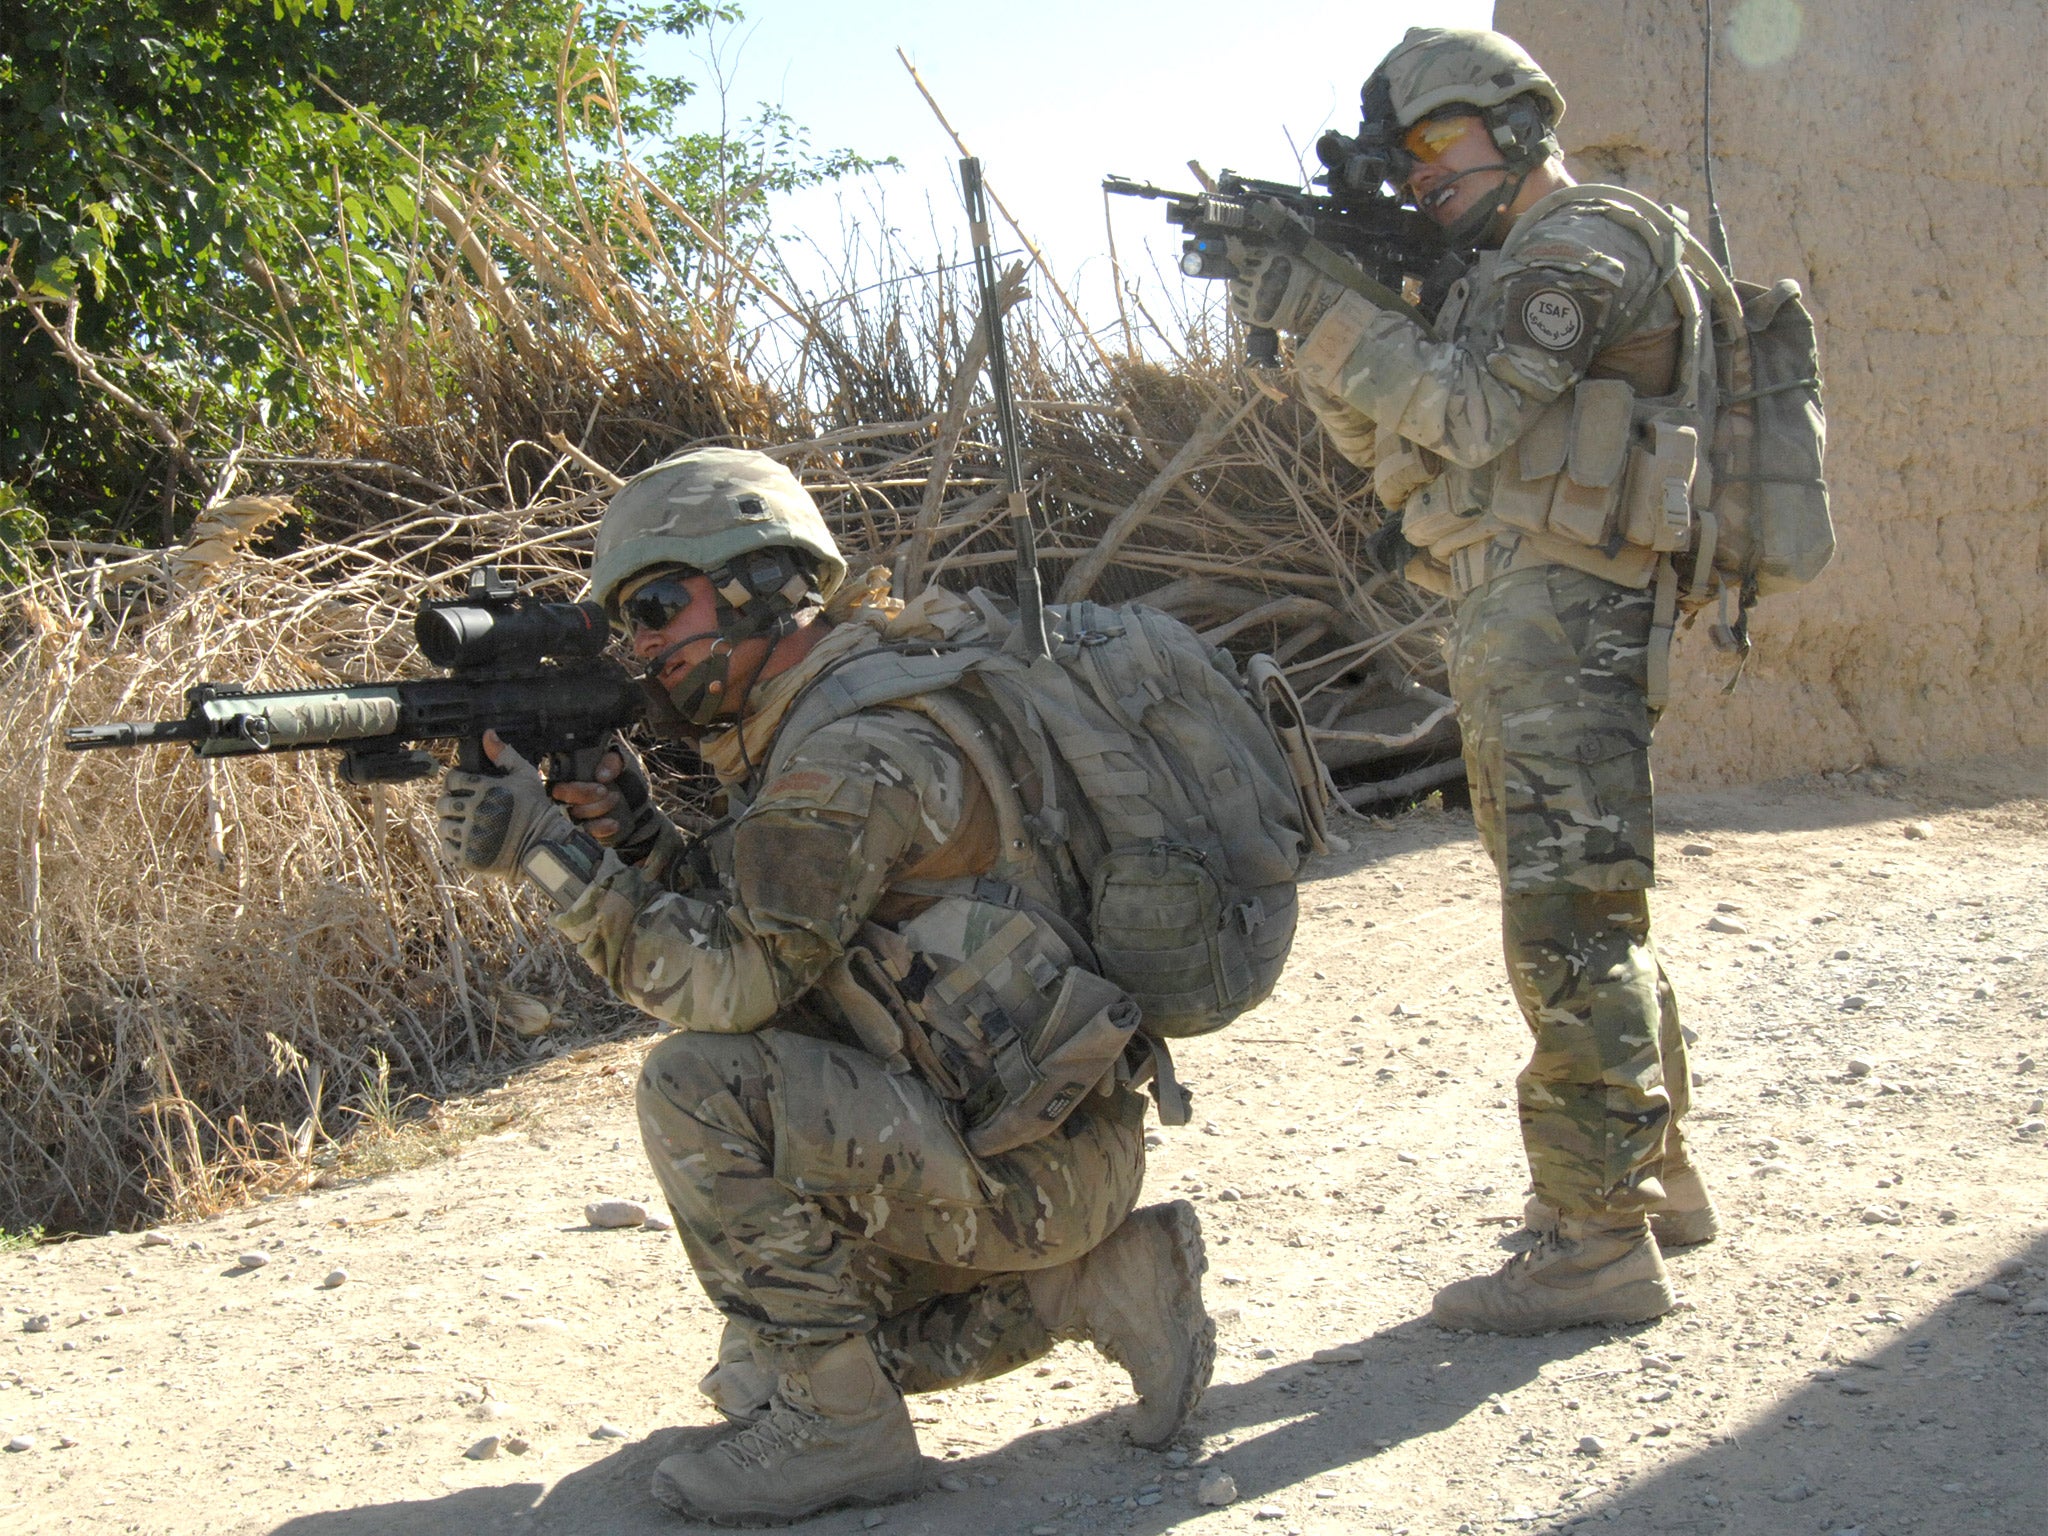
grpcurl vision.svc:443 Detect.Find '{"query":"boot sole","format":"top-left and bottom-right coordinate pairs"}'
top-left (1129, 1199), bottom-right (1216, 1450)
top-left (650, 1460), bottom-right (925, 1527)
top-left (1432, 1276), bottom-right (1677, 1337)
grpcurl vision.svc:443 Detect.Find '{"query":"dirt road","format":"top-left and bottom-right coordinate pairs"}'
top-left (5, 758), bottom-right (2044, 1536)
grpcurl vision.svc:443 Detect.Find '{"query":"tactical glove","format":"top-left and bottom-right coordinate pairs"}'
top-left (1364, 518), bottom-right (1420, 578)
top-left (1228, 248), bottom-right (1344, 337)
top-left (549, 735), bottom-right (674, 863)
top-left (437, 741), bottom-right (576, 880)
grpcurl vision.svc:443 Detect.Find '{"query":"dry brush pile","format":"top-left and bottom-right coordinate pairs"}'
top-left (0, 122), bottom-right (1456, 1234)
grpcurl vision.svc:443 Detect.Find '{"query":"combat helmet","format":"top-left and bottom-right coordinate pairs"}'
top-left (590, 446), bottom-right (846, 613)
top-left (590, 446), bottom-right (847, 726)
top-left (1359, 28), bottom-right (1565, 247)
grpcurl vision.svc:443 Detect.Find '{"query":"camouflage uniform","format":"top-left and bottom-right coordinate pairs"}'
top-left (553, 617), bottom-right (1148, 1380)
top-left (1297, 192), bottom-right (1696, 1220)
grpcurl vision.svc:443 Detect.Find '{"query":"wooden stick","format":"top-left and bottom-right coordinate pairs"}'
top-left (895, 49), bottom-right (1118, 379)
top-left (1056, 395), bottom-right (1255, 602)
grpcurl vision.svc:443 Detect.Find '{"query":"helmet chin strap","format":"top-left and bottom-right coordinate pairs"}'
top-left (641, 605), bottom-right (812, 730)
top-left (1437, 163), bottom-right (1532, 249)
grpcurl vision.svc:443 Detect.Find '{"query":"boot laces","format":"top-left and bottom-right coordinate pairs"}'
top-left (713, 1394), bottom-right (820, 1469)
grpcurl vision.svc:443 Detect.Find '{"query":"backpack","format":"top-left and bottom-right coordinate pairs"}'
top-left (1492, 185), bottom-right (1834, 695)
top-left (766, 594), bottom-right (1321, 1040)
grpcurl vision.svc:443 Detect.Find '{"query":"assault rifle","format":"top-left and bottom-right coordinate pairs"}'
top-left (64, 567), bottom-right (645, 784)
top-left (1104, 132), bottom-right (1464, 366)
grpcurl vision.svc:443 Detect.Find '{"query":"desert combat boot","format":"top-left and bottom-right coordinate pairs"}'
top-left (1430, 1214), bottom-right (1675, 1335)
top-left (651, 1333), bottom-right (923, 1524)
top-left (697, 1316), bottom-right (775, 1423)
top-left (1026, 1199), bottom-right (1215, 1448)
top-left (1524, 1146), bottom-right (1720, 1251)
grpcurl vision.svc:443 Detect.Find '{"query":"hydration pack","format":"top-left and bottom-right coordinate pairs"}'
top-left (768, 593), bottom-right (1321, 1041)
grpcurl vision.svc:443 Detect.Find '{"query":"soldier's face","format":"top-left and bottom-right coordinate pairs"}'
top-left (1404, 113), bottom-right (1512, 228)
top-left (626, 572), bottom-right (769, 711)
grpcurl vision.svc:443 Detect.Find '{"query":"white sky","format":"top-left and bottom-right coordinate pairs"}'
top-left (645, 1), bottom-right (1495, 343)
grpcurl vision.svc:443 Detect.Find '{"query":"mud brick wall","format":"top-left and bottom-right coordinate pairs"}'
top-left (1492, 0), bottom-right (2048, 783)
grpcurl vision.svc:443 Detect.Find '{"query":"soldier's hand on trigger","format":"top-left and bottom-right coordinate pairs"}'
top-left (549, 736), bottom-right (664, 858)
top-left (1227, 247), bottom-right (1342, 337)
top-left (436, 732), bottom-right (574, 880)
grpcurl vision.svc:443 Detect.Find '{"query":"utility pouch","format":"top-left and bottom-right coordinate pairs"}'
top-left (1091, 841), bottom-right (1255, 1033)
top-left (1398, 475), bottom-right (1470, 549)
top-left (965, 967), bottom-right (1142, 1156)
top-left (1621, 421), bottom-right (1701, 552)
top-left (1491, 395), bottom-right (1572, 534)
top-left (1546, 379), bottom-right (1635, 546)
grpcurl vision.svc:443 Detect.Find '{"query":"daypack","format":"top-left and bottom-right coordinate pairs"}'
top-left (765, 593), bottom-right (1322, 1040)
top-left (1488, 184), bottom-right (1834, 694)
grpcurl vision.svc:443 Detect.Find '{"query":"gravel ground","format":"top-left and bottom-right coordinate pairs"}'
top-left (4, 756), bottom-right (2044, 1536)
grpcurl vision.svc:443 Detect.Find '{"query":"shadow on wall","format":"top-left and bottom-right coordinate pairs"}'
top-left (262, 1234), bottom-right (2047, 1536)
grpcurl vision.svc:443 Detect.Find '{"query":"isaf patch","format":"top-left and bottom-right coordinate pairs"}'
top-left (1520, 288), bottom-right (1585, 351)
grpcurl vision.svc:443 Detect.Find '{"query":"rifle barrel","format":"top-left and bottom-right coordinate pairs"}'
top-left (64, 719), bottom-right (209, 751)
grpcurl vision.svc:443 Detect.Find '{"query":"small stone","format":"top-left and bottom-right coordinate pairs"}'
top-left (1648, 1421), bottom-right (1675, 1437)
top-left (1253, 1505), bottom-right (1286, 1520)
top-left (590, 1422), bottom-right (628, 1439)
top-left (1771, 1481), bottom-right (1814, 1503)
top-left (1903, 821), bottom-right (1934, 840)
top-left (320, 1268), bottom-right (348, 1289)
top-left (2018, 1057), bottom-right (2037, 1074)
top-left (1833, 948), bottom-right (1853, 961)
top-left (1311, 1346), bottom-right (1365, 1364)
top-left (1840, 996), bottom-right (1869, 1012)
top-left (861, 1514), bottom-right (885, 1530)
top-left (2018, 1119), bottom-right (2046, 1137)
top-left (21, 1315), bottom-right (49, 1334)
top-left (5, 1436), bottom-right (31, 1453)
top-left (1861, 1205), bottom-right (1901, 1225)
top-left (1714, 900), bottom-right (1744, 914)
top-left (139, 1230), bottom-right (174, 1248)
top-left (518, 1317), bottom-right (570, 1334)
top-left (584, 1199), bottom-right (647, 1229)
top-left (642, 1212), bottom-right (674, 1233)
top-left (1976, 1284), bottom-right (2012, 1303)
top-left (470, 1399), bottom-right (515, 1421)
top-left (1252, 1346), bottom-right (1277, 1360)
top-left (1941, 1483), bottom-right (1965, 1494)
top-left (1197, 1471), bottom-right (1238, 1506)
top-left (1973, 983), bottom-right (1996, 1001)
top-left (1995, 1258), bottom-right (2026, 1278)
top-left (1680, 840), bottom-right (1716, 856)
top-left (464, 1436), bottom-right (501, 1460)
top-left (1846, 1057), bottom-right (1874, 1078)
top-left (937, 1474), bottom-right (969, 1492)
top-left (55, 1435), bottom-right (78, 1449)
top-left (503, 1436), bottom-right (530, 1455)
top-left (2020, 1297), bottom-right (2048, 1316)
top-left (235, 1251), bottom-right (269, 1270)
top-left (1143, 1132), bottom-right (1165, 1149)
top-left (1705, 915), bottom-right (1748, 935)
top-left (1218, 1187), bottom-right (1243, 1202)
top-left (1578, 1436), bottom-right (1606, 1456)
top-left (1397, 1151), bottom-right (1419, 1165)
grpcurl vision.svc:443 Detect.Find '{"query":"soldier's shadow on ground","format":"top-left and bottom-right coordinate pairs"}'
top-left (261, 1312), bottom-right (1600, 1536)
top-left (266, 1230), bottom-right (2048, 1534)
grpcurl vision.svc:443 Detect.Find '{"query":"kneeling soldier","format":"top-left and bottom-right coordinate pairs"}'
top-left (436, 448), bottom-right (1213, 1523)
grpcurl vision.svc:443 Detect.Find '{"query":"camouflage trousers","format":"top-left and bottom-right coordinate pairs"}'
top-left (1450, 562), bottom-right (1694, 1218)
top-left (636, 1026), bottom-right (1147, 1390)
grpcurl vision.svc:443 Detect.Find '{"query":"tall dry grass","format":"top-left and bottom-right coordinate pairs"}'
top-left (2, 87), bottom-right (1452, 1234)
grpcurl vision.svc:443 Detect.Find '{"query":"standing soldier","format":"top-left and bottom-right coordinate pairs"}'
top-left (434, 448), bottom-right (1213, 1522)
top-left (1227, 27), bottom-right (1718, 1333)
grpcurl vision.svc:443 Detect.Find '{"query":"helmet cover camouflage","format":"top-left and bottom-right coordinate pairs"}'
top-left (588, 447), bottom-right (848, 613)
top-left (1375, 27), bottom-right (1565, 129)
